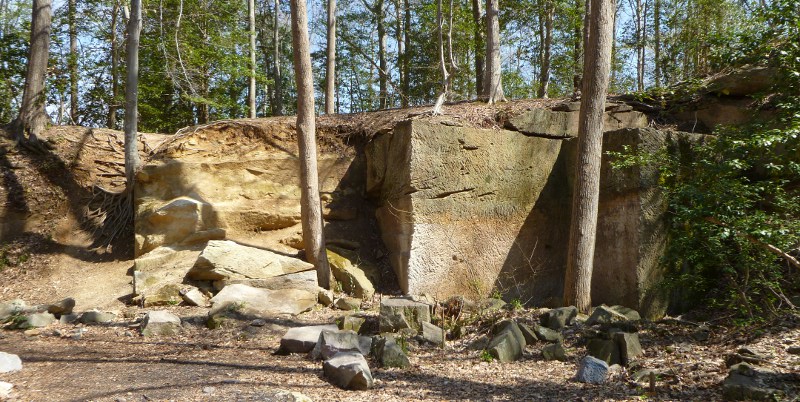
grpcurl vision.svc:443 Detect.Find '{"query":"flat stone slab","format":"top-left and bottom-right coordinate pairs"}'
top-left (141, 310), bottom-right (182, 336)
top-left (278, 325), bottom-right (339, 354)
top-left (322, 351), bottom-right (374, 390)
top-left (0, 352), bottom-right (22, 373)
top-left (189, 240), bottom-right (313, 281)
top-left (209, 283), bottom-right (317, 318)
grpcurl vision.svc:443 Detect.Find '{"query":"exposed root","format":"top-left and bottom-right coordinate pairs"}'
top-left (85, 184), bottom-right (133, 252)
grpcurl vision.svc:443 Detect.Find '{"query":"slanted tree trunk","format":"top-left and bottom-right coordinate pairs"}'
top-left (483, 0), bottom-right (504, 103)
top-left (325, 0), bottom-right (336, 114)
top-left (248, 0), bottom-right (257, 118)
top-left (108, 0), bottom-right (120, 129)
top-left (124, 0), bottom-right (142, 188)
top-left (290, 0), bottom-right (332, 289)
top-left (563, 0), bottom-right (615, 313)
top-left (68, 0), bottom-right (78, 124)
top-left (537, 0), bottom-right (553, 98)
top-left (273, 0), bottom-right (283, 116)
top-left (13, 0), bottom-right (53, 148)
top-left (471, 0), bottom-right (484, 96)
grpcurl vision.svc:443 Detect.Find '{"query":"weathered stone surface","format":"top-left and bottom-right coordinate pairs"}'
top-left (47, 298), bottom-right (75, 316)
top-left (587, 338), bottom-right (621, 366)
top-left (533, 324), bottom-right (563, 343)
top-left (787, 346), bottom-right (800, 355)
top-left (327, 249), bottom-right (376, 300)
top-left (338, 316), bottom-right (366, 333)
top-left (322, 351), bottom-right (374, 390)
top-left (706, 65), bottom-right (775, 96)
top-left (722, 363), bottom-right (783, 401)
top-left (421, 322), bottom-right (443, 345)
top-left (608, 305), bottom-right (641, 321)
top-left (214, 270), bottom-right (322, 294)
top-left (576, 355), bottom-right (610, 384)
top-left (209, 284), bottom-right (317, 318)
top-left (0, 299), bottom-right (26, 321)
top-left (141, 310), bottom-right (182, 336)
top-left (140, 283), bottom-right (184, 307)
top-left (334, 297), bottom-right (361, 311)
top-left (278, 324), bottom-right (339, 354)
top-left (189, 240), bottom-right (313, 281)
top-left (318, 289), bottom-right (334, 307)
top-left (0, 352), bottom-right (22, 373)
top-left (373, 336), bottom-right (410, 368)
top-left (0, 381), bottom-right (12, 399)
top-left (505, 108), bottom-right (648, 139)
top-left (135, 197), bottom-right (223, 255)
top-left (19, 312), bottom-right (56, 328)
top-left (542, 306), bottom-right (577, 330)
top-left (379, 298), bottom-right (431, 333)
top-left (614, 332), bottom-right (643, 366)
top-left (132, 246), bottom-right (203, 305)
top-left (79, 310), bottom-right (116, 324)
top-left (518, 323), bottom-right (538, 345)
top-left (586, 305), bottom-right (629, 326)
top-left (487, 321), bottom-right (526, 363)
top-left (311, 330), bottom-right (373, 360)
top-left (180, 286), bottom-right (210, 307)
top-left (542, 343), bottom-right (567, 361)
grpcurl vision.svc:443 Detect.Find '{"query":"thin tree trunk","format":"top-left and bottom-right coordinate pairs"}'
top-left (653, 0), bottom-right (661, 87)
top-left (13, 0), bottom-right (52, 146)
top-left (635, 0), bottom-right (644, 91)
top-left (108, 1), bottom-right (120, 129)
top-left (402, 0), bottom-right (410, 106)
top-left (483, 0), bottom-right (504, 103)
top-left (248, 0), bottom-right (257, 118)
top-left (433, 0), bottom-right (448, 114)
top-left (377, 0), bottom-right (388, 109)
top-left (124, 0), bottom-right (142, 188)
top-left (471, 0), bottom-right (484, 97)
top-left (290, 0), bottom-right (332, 289)
top-left (273, 0), bottom-right (283, 115)
top-left (68, 0), bottom-right (78, 124)
top-left (563, 0), bottom-right (615, 313)
top-left (394, 0), bottom-right (404, 107)
top-left (537, 0), bottom-right (553, 98)
top-left (325, 0), bottom-right (336, 114)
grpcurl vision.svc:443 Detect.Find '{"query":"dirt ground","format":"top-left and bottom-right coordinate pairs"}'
top-left (1, 106), bottom-right (799, 401)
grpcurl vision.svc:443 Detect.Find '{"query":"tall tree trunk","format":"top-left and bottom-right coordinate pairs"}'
top-left (108, 1), bottom-right (120, 129)
top-left (13, 0), bottom-right (52, 147)
top-left (290, 0), bottom-right (332, 289)
top-left (433, 0), bottom-right (448, 114)
top-left (563, 0), bottom-right (615, 313)
top-left (653, 0), bottom-right (661, 87)
top-left (376, 0), bottom-right (388, 109)
top-left (68, 0), bottom-right (78, 124)
top-left (248, 0), bottom-right (257, 118)
top-left (537, 0), bottom-right (553, 98)
top-left (402, 0), bottom-right (410, 106)
top-left (483, 0), bottom-right (504, 103)
top-left (124, 0), bottom-right (142, 188)
top-left (471, 0), bottom-right (484, 97)
top-left (394, 0), bottom-right (405, 107)
top-left (635, 0), bottom-right (645, 91)
top-left (273, 0), bottom-right (283, 115)
top-left (325, 0), bottom-right (336, 114)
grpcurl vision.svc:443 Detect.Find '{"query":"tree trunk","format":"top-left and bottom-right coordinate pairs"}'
top-left (483, 0), bottom-right (504, 103)
top-left (433, 0), bottom-right (448, 114)
top-left (108, 1), bottom-right (120, 129)
top-left (635, 0), bottom-right (645, 91)
top-left (394, 0), bottom-right (405, 107)
top-left (325, 0), bottom-right (336, 114)
top-left (653, 0), bottom-right (661, 87)
top-left (563, 0), bottom-right (615, 313)
top-left (402, 0), bottom-right (410, 106)
top-left (537, 0), bottom-right (553, 98)
top-left (124, 0), bottom-right (142, 188)
top-left (248, 0), bottom-right (257, 118)
top-left (471, 0), bottom-right (484, 97)
top-left (376, 0), bottom-right (388, 109)
top-left (13, 0), bottom-right (52, 146)
top-left (68, 0), bottom-right (78, 124)
top-left (273, 0), bottom-right (283, 116)
top-left (290, 0), bottom-right (332, 289)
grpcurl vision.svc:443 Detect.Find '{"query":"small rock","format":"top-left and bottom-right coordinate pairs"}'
top-left (79, 310), bottom-right (117, 324)
top-left (318, 289), bottom-right (334, 307)
top-left (487, 321), bottom-right (526, 363)
top-left (575, 355), bottom-right (609, 384)
top-left (0, 299), bottom-right (26, 321)
top-left (23, 329), bottom-right (41, 336)
top-left (691, 325), bottom-right (710, 342)
top-left (277, 324), bottom-right (339, 354)
top-left (787, 346), bottom-right (800, 355)
top-left (310, 330), bottom-right (372, 360)
top-left (322, 351), bottom-right (374, 390)
top-left (334, 297), bottom-right (361, 311)
top-left (613, 332), bottom-right (643, 366)
top-left (0, 381), bottom-right (13, 399)
top-left (722, 363), bottom-right (783, 401)
top-left (518, 323), bottom-right (538, 345)
top-left (337, 316), bottom-right (365, 333)
top-left (476, 298), bottom-right (506, 313)
top-left (541, 306), bottom-right (577, 330)
top-left (141, 310), bottom-right (182, 336)
top-left (542, 343), bottom-right (567, 361)
top-left (47, 298), bottom-right (76, 316)
top-left (608, 305), bottom-right (641, 321)
top-left (587, 338), bottom-right (621, 365)
top-left (533, 324), bottom-right (563, 343)
top-left (379, 298), bottom-right (431, 333)
top-left (372, 336), bottom-right (410, 368)
top-left (21, 312), bottom-right (56, 329)
top-left (202, 386), bottom-right (216, 394)
top-left (0, 352), bottom-right (22, 373)
top-left (59, 313), bottom-right (79, 324)
top-left (633, 368), bottom-right (659, 383)
top-left (250, 319), bottom-right (267, 327)
top-left (180, 287), bottom-right (209, 307)
top-left (421, 322), bottom-right (443, 346)
top-left (586, 305), bottom-right (629, 326)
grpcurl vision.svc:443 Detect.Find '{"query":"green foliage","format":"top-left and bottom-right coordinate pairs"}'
top-left (480, 349), bottom-right (494, 362)
top-left (509, 298), bottom-right (523, 311)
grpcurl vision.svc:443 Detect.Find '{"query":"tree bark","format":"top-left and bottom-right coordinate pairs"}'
top-left (108, 1), bottom-right (120, 129)
top-left (273, 0), bottom-right (283, 115)
top-left (537, 0), bottom-right (553, 98)
top-left (394, 0), bottom-right (405, 107)
top-left (290, 0), bottom-right (332, 289)
top-left (13, 0), bottom-right (52, 146)
top-left (471, 0), bottom-right (484, 97)
top-left (563, 0), bottom-right (615, 313)
top-left (124, 0), bottom-right (142, 189)
top-left (325, 0), bottom-right (336, 114)
top-left (402, 0), bottom-right (410, 106)
top-left (433, 0), bottom-right (448, 114)
top-left (248, 0), bottom-right (257, 118)
top-left (376, 0), bottom-right (388, 109)
top-left (653, 0), bottom-right (661, 87)
top-left (483, 0), bottom-right (504, 103)
top-left (68, 0), bottom-right (78, 124)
